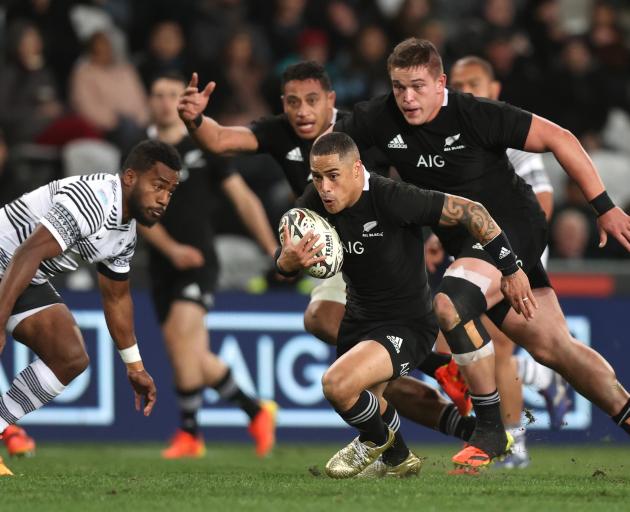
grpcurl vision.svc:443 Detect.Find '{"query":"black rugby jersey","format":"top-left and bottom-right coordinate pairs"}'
top-left (297, 171), bottom-right (444, 321)
top-left (149, 136), bottom-right (234, 265)
top-left (334, 90), bottom-right (546, 253)
top-left (251, 110), bottom-right (390, 196)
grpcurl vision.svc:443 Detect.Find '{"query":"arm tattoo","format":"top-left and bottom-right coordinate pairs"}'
top-left (439, 195), bottom-right (500, 244)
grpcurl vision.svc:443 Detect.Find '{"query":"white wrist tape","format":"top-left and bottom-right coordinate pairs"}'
top-left (118, 344), bottom-right (142, 364)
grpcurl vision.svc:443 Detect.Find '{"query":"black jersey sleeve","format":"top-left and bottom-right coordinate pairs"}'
top-left (458, 95), bottom-right (533, 151)
top-left (333, 101), bottom-right (377, 151)
top-left (250, 115), bottom-right (283, 154)
top-left (206, 153), bottom-right (236, 186)
top-left (372, 175), bottom-right (444, 228)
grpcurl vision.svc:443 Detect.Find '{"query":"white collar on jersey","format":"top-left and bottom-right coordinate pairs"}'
top-left (442, 88), bottom-right (449, 107)
top-left (328, 107), bottom-right (339, 129)
top-left (363, 166), bottom-right (370, 191)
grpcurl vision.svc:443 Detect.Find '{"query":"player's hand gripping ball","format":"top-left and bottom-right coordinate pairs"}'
top-left (279, 208), bottom-right (343, 279)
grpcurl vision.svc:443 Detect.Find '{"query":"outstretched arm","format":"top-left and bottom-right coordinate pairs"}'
top-left (438, 194), bottom-right (537, 319)
top-left (524, 114), bottom-right (630, 251)
top-left (177, 73), bottom-right (260, 154)
top-left (222, 174), bottom-right (278, 258)
top-left (138, 224), bottom-right (205, 270)
top-left (98, 273), bottom-right (156, 416)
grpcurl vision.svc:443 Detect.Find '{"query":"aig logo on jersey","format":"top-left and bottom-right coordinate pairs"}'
top-left (416, 154), bottom-right (445, 168)
top-left (343, 241), bottom-right (364, 255)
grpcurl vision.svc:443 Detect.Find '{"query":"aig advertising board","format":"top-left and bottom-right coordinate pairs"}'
top-left (2, 290), bottom-right (629, 443)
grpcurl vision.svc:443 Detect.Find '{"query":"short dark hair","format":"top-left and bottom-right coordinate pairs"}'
top-left (150, 70), bottom-right (187, 88)
top-left (451, 56), bottom-right (495, 80)
top-left (281, 61), bottom-right (332, 92)
top-left (121, 140), bottom-right (181, 174)
top-left (387, 38), bottom-right (443, 78)
top-left (311, 132), bottom-right (359, 161)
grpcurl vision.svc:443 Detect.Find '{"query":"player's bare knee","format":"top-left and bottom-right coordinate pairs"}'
top-left (321, 367), bottom-right (354, 406)
top-left (526, 341), bottom-right (555, 369)
top-left (58, 348), bottom-right (90, 383)
top-left (433, 293), bottom-right (459, 330)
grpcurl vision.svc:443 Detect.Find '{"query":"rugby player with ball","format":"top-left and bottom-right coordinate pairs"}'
top-left (275, 132), bottom-right (534, 478)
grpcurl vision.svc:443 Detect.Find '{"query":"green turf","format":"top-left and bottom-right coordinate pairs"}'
top-left (2, 443), bottom-right (629, 512)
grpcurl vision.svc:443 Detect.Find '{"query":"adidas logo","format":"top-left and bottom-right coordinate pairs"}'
top-left (286, 147), bottom-right (303, 162)
top-left (472, 242), bottom-right (484, 250)
top-left (387, 134), bottom-right (407, 149)
top-left (499, 247), bottom-right (511, 259)
top-left (387, 335), bottom-right (403, 354)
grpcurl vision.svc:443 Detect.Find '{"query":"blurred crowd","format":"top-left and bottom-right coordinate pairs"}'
top-left (0, 0), bottom-right (629, 271)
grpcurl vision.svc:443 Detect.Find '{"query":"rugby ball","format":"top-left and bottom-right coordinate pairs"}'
top-left (279, 208), bottom-right (343, 279)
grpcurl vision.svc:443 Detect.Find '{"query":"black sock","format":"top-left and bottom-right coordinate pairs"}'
top-left (470, 389), bottom-right (503, 430)
top-left (213, 368), bottom-right (261, 420)
top-left (612, 398), bottom-right (630, 435)
top-left (468, 389), bottom-right (507, 457)
top-left (381, 403), bottom-right (409, 466)
top-left (337, 390), bottom-right (387, 445)
top-left (418, 352), bottom-right (452, 378)
top-left (176, 387), bottom-right (203, 435)
top-left (438, 403), bottom-right (476, 441)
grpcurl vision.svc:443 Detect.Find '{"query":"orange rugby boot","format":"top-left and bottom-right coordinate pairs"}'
top-left (2, 425), bottom-right (36, 457)
top-left (435, 359), bottom-right (473, 416)
top-left (248, 400), bottom-right (278, 457)
top-left (161, 429), bottom-right (206, 459)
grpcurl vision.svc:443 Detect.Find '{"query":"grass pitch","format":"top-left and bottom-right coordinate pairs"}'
top-left (2, 443), bottom-right (629, 512)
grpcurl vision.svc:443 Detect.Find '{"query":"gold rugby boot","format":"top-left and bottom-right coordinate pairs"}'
top-left (325, 428), bottom-right (395, 479)
top-left (356, 451), bottom-right (425, 479)
top-left (0, 455), bottom-right (14, 476)
top-left (384, 451), bottom-right (424, 477)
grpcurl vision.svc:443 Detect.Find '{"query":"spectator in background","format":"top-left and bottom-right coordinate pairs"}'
top-left (189, 0), bottom-right (255, 65)
top-left (551, 178), bottom-right (628, 260)
top-left (70, 31), bottom-right (149, 154)
top-left (5, 0), bottom-right (81, 98)
top-left (334, 24), bottom-right (390, 107)
top-left (325, 0), bottom-right (361, 57)
top-left (547, 37), bottom-right (610, 150)
top-left (0, 21), bottom-right (64, 145)
top-left (550, 209), bottom-right (591, 260)
top-left (484, 33), bottom-right (543, 113)
top-left (265, 0), bottom-right (308, 61)
top-left (587, 1), bottom-right (630, 112)
top-left (449, 0), bottom-right (529, 60)
top-left (136, 20), bottom-right (193, 91)
top-left (0, 130), bottom-right (20, 207)
top-left (211, 27), bottom-right (271, 124)
top-left (389, 0), bottom-right (432, 41)
top-left (522, 0), bottom-right (566, 73)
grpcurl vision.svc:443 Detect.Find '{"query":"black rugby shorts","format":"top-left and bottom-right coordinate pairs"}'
top-left (336, 311), bottom-right (439, 379)
top-left (150, 264), bottom-right (216, 324)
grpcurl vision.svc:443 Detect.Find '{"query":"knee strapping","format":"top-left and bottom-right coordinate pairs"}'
top-left (436, 276), bottom-right (488, 324)
top-left (446, 318), bottom-right (494, 364)
top-left (436, 277), bottom-right (492, 359)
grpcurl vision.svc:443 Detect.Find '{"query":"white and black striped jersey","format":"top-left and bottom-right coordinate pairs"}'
top-left (0, 173), bottom-right (136, 284)
top-left (507, 148), bottom-right (553, 195)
